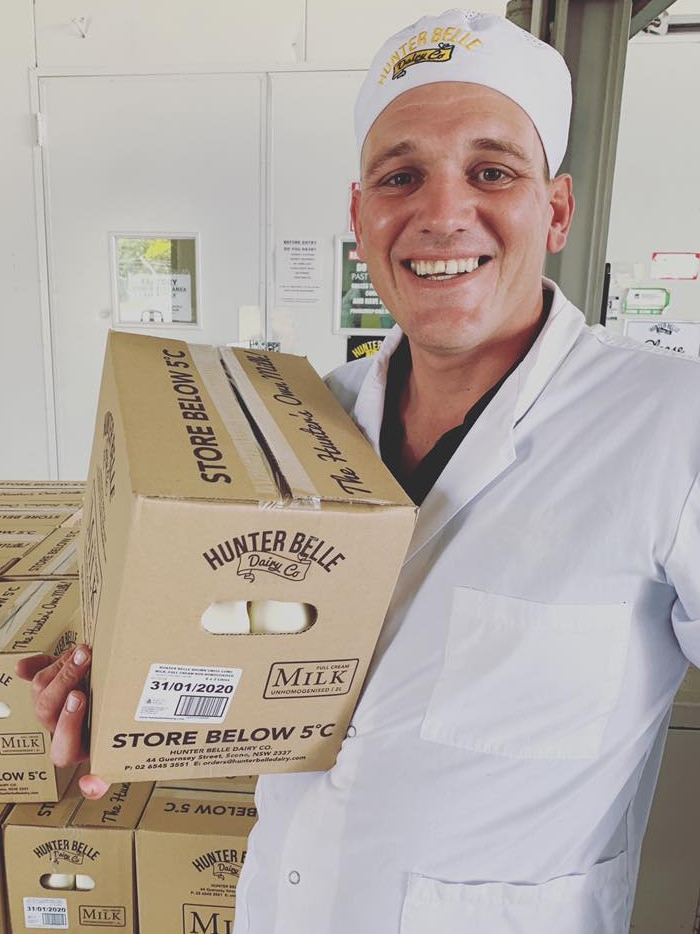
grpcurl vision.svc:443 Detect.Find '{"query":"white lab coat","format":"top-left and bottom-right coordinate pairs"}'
top-left (234, 282), bottom-right (700, 934)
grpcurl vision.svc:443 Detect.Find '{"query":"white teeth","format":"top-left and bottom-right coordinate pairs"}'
top-left (410, 257), bottom-right (481, 277)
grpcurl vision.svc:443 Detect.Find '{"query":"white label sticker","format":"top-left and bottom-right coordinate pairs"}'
top-left (135, 663), bottom-right (242, 723)
top-left (23, 897), bottom-right (69, 929)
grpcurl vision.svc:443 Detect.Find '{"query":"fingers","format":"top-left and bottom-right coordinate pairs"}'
top-left (53, 692), bottom-right (109, 799)
top-left (50, 688), bottom-right (90, 768)
top-left (78, 773), bottom-right (111, 800)
top-left (14, 645), bottom-right (107, 799)
top-left (18, 645), bottom-right (92, 733)
top-left (14, 653), bottom-right (55, 682)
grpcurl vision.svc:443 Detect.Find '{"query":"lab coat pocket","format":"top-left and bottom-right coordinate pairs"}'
top-left (400, 853), bottom-right (629, 934)
top-left (421, 587), bottom-right (630, 759)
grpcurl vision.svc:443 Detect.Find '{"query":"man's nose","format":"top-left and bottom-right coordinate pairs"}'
top-left (416, 173), bottom-right (474, 235)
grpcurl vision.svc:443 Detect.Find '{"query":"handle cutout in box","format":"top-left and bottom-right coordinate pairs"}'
top-left (40, 873), bottom-right (95, 891)
top-left (201, 600), bottom-right (317, 634)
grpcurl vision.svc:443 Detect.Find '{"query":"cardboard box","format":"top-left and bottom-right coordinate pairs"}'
top-left (0, 578), bottom-right (82, 801)
top-left (0, 488), bottom-right (83, 575)
top-left (135, 780), bottom-right (257, 934)
top-left (3, 524), bottom-right (81, 580)
top-left (80, 332), bottom-right (416, 783)
top-left (0, 482), bottom-right (84, 544)
top-left (3, 775), bottom-right (154, 933)
top-left (0, 509), bottom-right (81, 529)
top-left (0, 482), bottom-right (85, 496)
top-left (630, 665), bottom-right (700, 931)
top-left (156, 773), bottom-right (258, 795)
top-left (0, 527), bottom-right (51, 575)
top-left (0, 499), bottom-right (83, 516)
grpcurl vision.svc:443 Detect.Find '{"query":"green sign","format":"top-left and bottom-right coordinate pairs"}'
top-left (336, 237), bottom-right (395, 333)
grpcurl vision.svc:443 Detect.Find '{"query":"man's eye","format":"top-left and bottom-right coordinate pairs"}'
top-left (385, 171), bottom-right (415, 187)
top-left (477, 167), bottom-right (509, 183)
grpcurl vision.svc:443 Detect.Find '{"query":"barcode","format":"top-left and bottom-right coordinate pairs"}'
top-left (40, 914), bottom-right (67, 928)
top-left (174, 695), bottom-right (228, 718)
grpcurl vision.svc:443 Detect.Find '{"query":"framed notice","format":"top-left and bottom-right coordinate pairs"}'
top-left (334, 236), bottom-right (395, 334)
top-left (111, 232), bottom-right (199, 326)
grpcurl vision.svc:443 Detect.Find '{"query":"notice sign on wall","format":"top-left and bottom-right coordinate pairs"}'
top-left (275, 236), bottom-right (322, 305)
top-left (335, 236), bottom-right (395, 334)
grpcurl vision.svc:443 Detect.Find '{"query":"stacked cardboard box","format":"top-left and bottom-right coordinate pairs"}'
top-left (0, 527), bottom-right (49, 577)
top-left (0, 484), bottom-right (85, 928)
top-left (3, 773), bottom-right (154, 933)
top-left (0, 321), bottom-right (417, 925)
top-left (135, 776), bottom-right (257, 933)
top-left (0, 484), bottom-right (85, 806)
top-left (1, 776), bottom-right (258, 933)
top-left (0, 577), bottom-right (81, 802)
top-left (0, 483), bottom-right (83, 578)
top-left (2, 523), bottom-right (81, 580)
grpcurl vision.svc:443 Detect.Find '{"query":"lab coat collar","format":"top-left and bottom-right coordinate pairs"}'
top-left (351, 281), bottom-right (586, 562)
top-left (352, 324), bottom-right (405, 455)
top-left (352, 281), bottom-right (585, 444)
top-left (513, 279), bottom-right (586, 424)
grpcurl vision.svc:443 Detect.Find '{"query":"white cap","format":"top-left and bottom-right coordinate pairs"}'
top-left (355, 10), bottom-right (572, 175)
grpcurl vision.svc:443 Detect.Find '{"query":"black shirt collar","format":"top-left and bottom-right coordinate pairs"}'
top-left (379, 290), bottom-right (553, 505)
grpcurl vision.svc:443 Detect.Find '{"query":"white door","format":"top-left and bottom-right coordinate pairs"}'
top-left (38, 73), bottom-right (265, 479)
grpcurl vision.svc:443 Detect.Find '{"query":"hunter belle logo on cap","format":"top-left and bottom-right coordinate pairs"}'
top-left (355, 9), bottom-right (572, 175)
top-left (378, 20), bottom-right (485, 87)
top-left (391, 41), bottom-right (456, 81)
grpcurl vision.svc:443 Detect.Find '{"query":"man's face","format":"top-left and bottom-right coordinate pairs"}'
top-left (352, 82), bottom-right (574, 359)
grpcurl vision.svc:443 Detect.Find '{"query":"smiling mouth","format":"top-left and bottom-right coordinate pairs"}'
top-left (408, 256), bottom-right (491, 279)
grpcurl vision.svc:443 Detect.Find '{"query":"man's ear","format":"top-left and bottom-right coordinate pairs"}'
top-left (350, 185), bottom-right (366, 260)
top-left (547, 174), bottom-right (575, 255)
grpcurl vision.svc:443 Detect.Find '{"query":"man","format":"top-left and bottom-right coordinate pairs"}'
top-left (18, 11), bottom-right (700, 933)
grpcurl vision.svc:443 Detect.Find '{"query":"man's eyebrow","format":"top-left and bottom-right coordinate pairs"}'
top-left (362, 140), bottom-right (415, 180)
top-left (471, 137), bottom-right (531, 163)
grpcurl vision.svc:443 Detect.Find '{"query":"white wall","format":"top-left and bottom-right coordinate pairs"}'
top-left (3, 0), bottom-right (698, 479)
top-left (0, 0), bottom-right (506, 480)
top-left (1, 2), bottom-right (52, 478)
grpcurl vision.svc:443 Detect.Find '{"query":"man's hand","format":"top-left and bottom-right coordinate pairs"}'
top-left (15, 645), bottom-right (109, 799)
